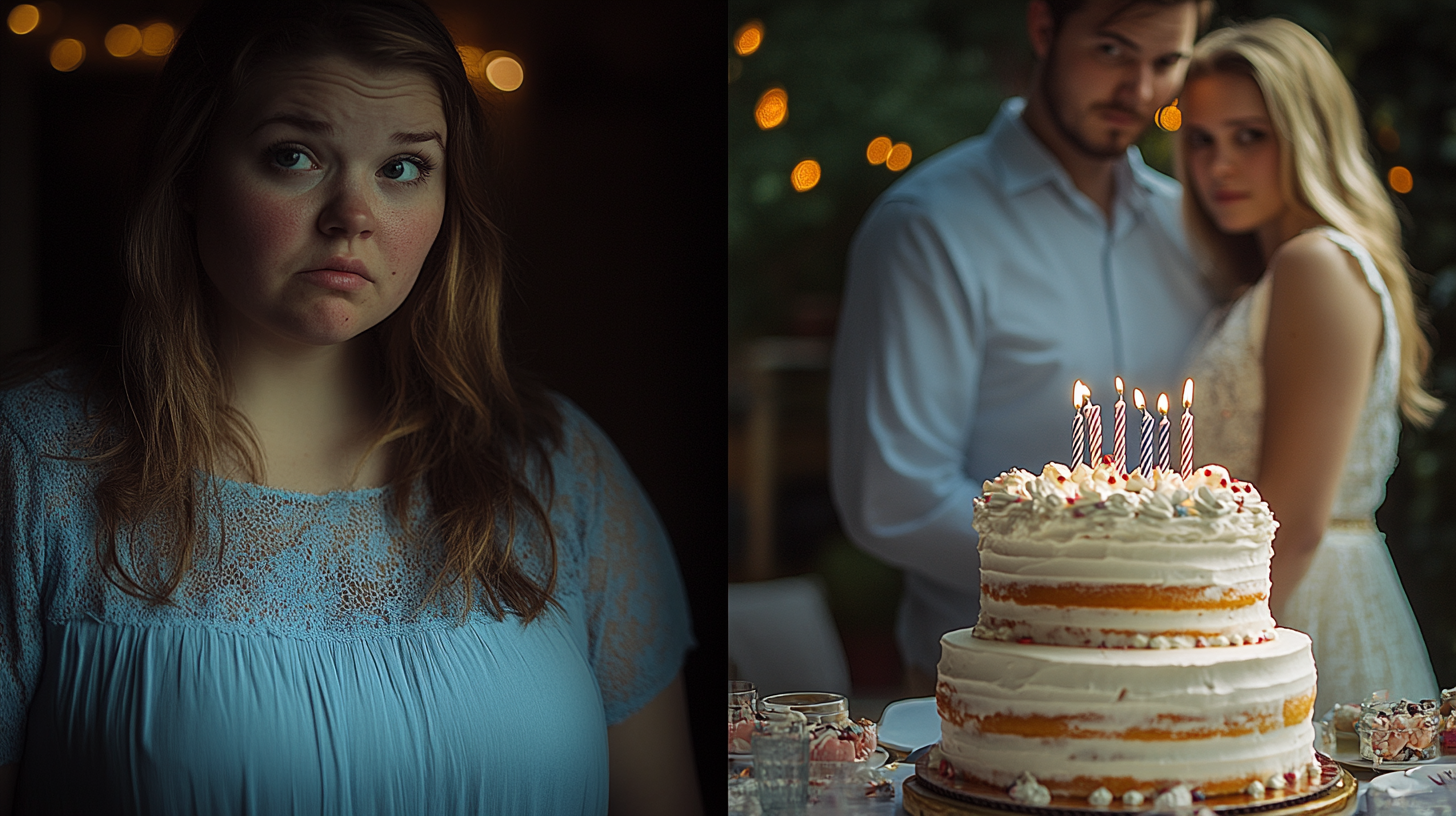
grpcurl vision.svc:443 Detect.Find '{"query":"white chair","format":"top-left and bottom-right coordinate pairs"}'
top-left (728, 576), bottom-right (852, 696)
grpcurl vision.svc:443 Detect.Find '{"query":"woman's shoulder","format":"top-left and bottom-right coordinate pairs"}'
top-left (544, 393), bottom-right (629, 484)
top-left (0, 366), bottom-right (98, 455)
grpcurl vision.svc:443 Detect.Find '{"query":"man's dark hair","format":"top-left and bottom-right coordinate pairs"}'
top-left (1043, 0), bottom-right (1216, 39)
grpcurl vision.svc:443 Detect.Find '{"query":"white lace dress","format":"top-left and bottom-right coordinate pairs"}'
top-left (1187, 227), bottom-right (1438, 715)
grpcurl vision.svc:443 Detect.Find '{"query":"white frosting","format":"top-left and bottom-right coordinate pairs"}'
top-left (1122, 790), bottom-right (1144, 806)
top-left (973, 462), bottom-right (1278, 646)
top-left (1088, 787), bottom-right (1113, 806)
top-left (1155, 786), bottom-right (1193, 808)
top-left (1246, 780), bottom-right (1266, 797)
top-left (937, 629), bottom-right (1318, 795)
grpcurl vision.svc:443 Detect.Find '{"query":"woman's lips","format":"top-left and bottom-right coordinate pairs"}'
top-left (1212, 191), bottom-right (1250, 203)
top-left (299, 269), bottom-right (370, 292)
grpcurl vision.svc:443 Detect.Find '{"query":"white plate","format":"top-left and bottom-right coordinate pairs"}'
top-left (1331, 747), bottom-right (1456, 772)
top-left (1368, 767), bottom-right (1456, 795)
top-left (733, 746), bottom-right (891, 768)
top-left (876, 697), bottom-right (939, 753)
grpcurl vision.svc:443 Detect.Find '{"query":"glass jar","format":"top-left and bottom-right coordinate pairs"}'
top-left (761, 692), bottom-right (879, 769)
top-left (1358, 698), bottom-right (1441, 763)
top-left (729, 680), bottom-right (758, 755)
top-left (1441, 688), bottom-right (1456, 756)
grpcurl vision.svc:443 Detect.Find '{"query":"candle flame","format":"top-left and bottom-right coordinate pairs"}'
top-left (1133, 388), bottom-right (1146, 411)
top-left (1182, 378), bottom-right (1194, 408)
top-left (1114, 376), bottom-right (1124, 395)
top-left (1073, 380), bottom-right (1090, 409)
top-left (1157, 393), bottom-right (1169, 415)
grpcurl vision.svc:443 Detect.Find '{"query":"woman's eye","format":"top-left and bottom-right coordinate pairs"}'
top-left (1098, 42), bottom-right (1123, 58)
top-left (272, 148), bottom-right (313, 171)
top-left (381, 158), bottom-right (425, 182)
top-left (1237, 128), bottom-right (1266, 145)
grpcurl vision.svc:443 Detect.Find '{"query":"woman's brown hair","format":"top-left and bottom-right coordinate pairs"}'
top-left (91, 0), bottom-right (563, 621)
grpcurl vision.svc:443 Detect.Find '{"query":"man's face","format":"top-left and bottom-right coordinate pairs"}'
top-left (1036, 0), bottom-right (1198, 159)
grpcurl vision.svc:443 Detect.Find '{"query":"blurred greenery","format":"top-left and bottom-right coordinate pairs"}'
top-left (730, 0), bottom-right (1456, 689)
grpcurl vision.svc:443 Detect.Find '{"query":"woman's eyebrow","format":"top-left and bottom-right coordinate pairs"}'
top-left (393, 130), bottom-right (444, 149)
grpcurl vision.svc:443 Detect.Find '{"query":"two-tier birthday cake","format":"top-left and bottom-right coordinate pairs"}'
top-left (932, 458), bottom-right (1320, 804)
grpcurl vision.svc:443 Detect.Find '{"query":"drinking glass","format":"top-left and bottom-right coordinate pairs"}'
top-left (752, 710), bottom-right (809, 816)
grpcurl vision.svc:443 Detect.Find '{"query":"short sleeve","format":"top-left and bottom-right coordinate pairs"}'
top-left (553, 401), bottom-right (694, 726)
top-left (0, 403), bottom-right (51, 764)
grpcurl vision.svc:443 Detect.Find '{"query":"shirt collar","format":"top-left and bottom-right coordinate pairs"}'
top-left (989, 96), bottom-right (1162, 217)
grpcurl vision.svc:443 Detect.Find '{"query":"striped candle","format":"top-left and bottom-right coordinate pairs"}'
top-left (1134, 389), bottom-right (1154, 474)
top-left (1072, 381), bottom-right (1089, 465)
top-left (1157, 393), bottom-right (1170, 473)
top-left (1113, 377), bottom-right (1127, 474)
top-left (1084, 399), bottom-right (1102, 466)
top-left (1180, 379), bottom-right (1195, 478)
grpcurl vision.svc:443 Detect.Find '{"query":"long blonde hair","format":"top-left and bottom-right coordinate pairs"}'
top-left (86, 0), bottom-right (564, 621)
top-left (1175, 18), bottom-right (1443, 426)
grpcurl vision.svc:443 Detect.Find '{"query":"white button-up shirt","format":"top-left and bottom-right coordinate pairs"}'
top-left (829, 97), bottom-right (1214, 672)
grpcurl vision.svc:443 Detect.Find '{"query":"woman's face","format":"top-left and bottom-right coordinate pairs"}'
top-left (193, 54), bottom-right (447, 350)
top-left (1180, 72), bottom-right (1285, 237)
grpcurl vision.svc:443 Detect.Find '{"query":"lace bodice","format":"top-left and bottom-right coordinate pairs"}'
top-left (1186, 227), bottom-right (1401, 520)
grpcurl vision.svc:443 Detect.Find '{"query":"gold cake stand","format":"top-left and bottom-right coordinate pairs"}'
top-left (904, 752), bottom-right (1357, 816)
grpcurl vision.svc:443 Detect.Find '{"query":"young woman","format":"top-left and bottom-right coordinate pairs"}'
top-left (0, 1), bottom-right (700, 813)
top-left (1179, 18), bottom-right (1441, 714)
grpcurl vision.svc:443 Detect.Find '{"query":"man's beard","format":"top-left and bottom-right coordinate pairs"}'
top-left (1040, 47), bottom-right (1146, 161)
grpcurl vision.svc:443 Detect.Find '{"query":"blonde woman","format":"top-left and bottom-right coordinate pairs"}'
top-left (1179, 18), bottom-right (1440, 713)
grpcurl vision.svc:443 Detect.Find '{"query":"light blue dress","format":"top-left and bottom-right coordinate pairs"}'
top-left (0, 371), bottom-right (694, 815)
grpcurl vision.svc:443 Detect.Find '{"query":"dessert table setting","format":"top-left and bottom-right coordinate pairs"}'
top-left (731, 379), bottom-right (1455, 815)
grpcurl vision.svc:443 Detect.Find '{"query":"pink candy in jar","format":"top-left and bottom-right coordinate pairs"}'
top-left (1358, 698), bottom-right (1440, 763)
top-left (728, 680), bottom-right (760, 754)
top-left (761, 692), bottom-right (879, 763)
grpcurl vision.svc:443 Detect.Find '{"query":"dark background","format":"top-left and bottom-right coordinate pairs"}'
top-left (0, 0), bottom-right (724, 806)
top-left (729, 0), bottom-right (1456, 703)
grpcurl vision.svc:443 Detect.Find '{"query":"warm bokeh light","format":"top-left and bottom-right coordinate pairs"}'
top-left (105, 24), bottom-right (142, 58)
top-left (49, 37), bottom-right (83, 72)
top-left (886, 142), bottom-right (912, 172)
top-left (7, 3), bottom-right (39, 35)
top-left (1376, 125), bottom-right (1400, 153)
top-left (734, 20), bottom-right (763, 56)
top-left (1389, 165), bottom-right (1413, 194)
top-left (140, 22), bottom-right (175, 56)
top-left (485, 55), bottom-right (523, 91)
top-left (458, 45), bottom-right (486, 80)
top-left (1156, 100), bottom-right (1181, 131)
top-left (754, 87), bottom-right (787, 130)
top-left (866, 136), bottom-right (892, 165)
top-left (790, 159), bottom-right (820, 192)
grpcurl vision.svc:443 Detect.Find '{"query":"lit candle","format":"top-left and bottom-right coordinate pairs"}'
top-left (1180, 378), bottom-right (1194, 479)
top-left (1113, 377), bottom-right (1127, 475)
top-left (1084, 388), bottom-right (1103, 467)
top-left (1134, 388), bottom-right (1154, 474)
top-left (1157, 393), bottom-right (1170, 473)
top-left (1072, 381), bottom-right (1089, 466)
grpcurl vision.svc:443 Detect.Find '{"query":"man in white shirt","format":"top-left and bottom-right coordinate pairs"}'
top-left (830, 0), bottom-right (1216, 690)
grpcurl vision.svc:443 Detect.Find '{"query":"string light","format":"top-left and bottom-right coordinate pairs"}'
top-left (484, 54), bottom-right (523, 91)
top-left (140, 22), bottom-right (175, 56)
top-left (734, 20), bottom-right (763, 56)
top-left (7, 4), bottom-right (39, 35)
top-left (754, 87), bottom-right (787, 130)
top-left (866, 136), bottom-right (892, 165)
top-left (1156, 99), bottom-right (1181, 131)
top-left (791, 160), bottom-right (820, 192)
top-left (105, 24), bottom-right (142, 58)
top-left (1388, 166), bottom-right (1413, 194)
top-left (49, 37), bottom-right (84, 72)
top-left (886, 142), bottom-right (912, 172)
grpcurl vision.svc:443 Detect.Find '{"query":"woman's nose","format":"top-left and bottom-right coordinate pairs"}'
top-left (317, 178), bottom-right (376, 239)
